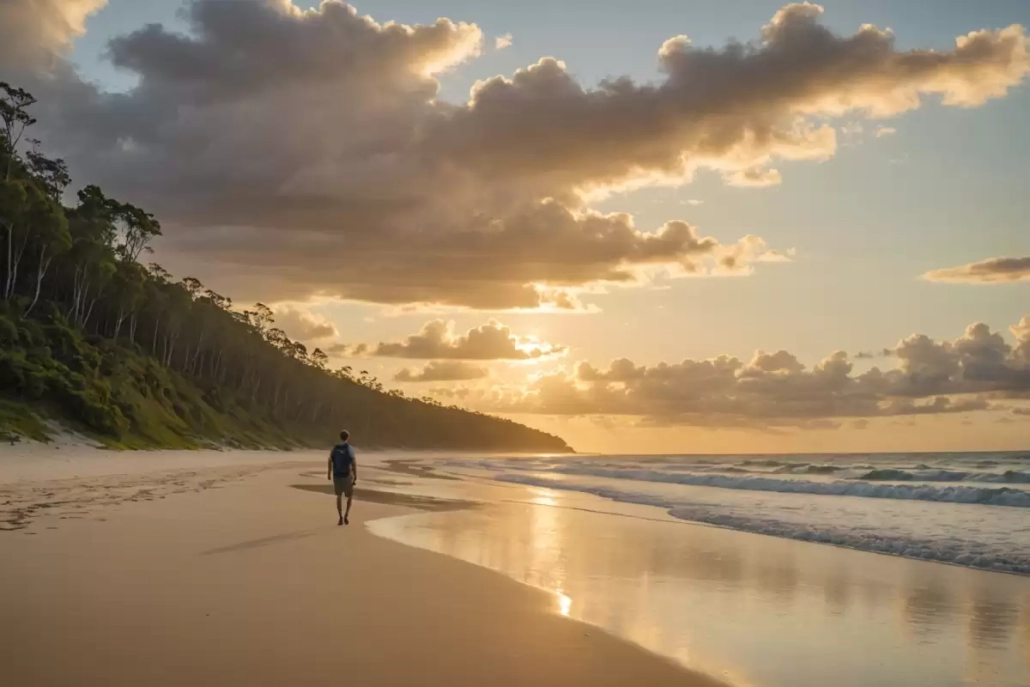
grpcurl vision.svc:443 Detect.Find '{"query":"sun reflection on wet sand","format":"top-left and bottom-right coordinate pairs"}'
top-left (368, 483), bottom-right (1030, 687)
top-left (556, 590), bottom-right (572, 617)
top-left (529, 487), bottom-right (559, 507)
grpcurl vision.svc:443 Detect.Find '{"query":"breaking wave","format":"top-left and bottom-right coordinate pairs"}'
top-left (534, 466), bottom-right (1030, 508)
top-left (854, 468), bottom-right (1030, 483)
top-left (495, 473), bottom-right (1030, 575)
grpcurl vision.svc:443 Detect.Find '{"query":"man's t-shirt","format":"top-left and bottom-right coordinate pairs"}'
top-left (330, 443), bottom-right (355, 477)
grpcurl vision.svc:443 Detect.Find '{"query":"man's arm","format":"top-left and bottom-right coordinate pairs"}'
top-left (327, 453), bottom-right (333, 480)
top-left (351, 447), bottom-right (358, 484)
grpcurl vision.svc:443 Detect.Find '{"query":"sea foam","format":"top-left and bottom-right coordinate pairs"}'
top-left (495, 473), bottom-right (1030, 575)
top-left (531, 466), bottom-right (1030, 508)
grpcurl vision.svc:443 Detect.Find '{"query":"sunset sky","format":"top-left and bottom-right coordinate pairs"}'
top-left (3, 0), bottom-right (1028, 452)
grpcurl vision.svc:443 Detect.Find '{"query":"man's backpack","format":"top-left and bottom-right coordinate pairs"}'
top-left (331, 444), bottom-right (354, 476)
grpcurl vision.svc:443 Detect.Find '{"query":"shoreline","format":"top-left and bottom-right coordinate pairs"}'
top-left (0, 454), bottom-right (720, 686)
top-left (437, 455), bottom-right (1030, 577)
top-left (369, 473), bottom-right (1030, 687)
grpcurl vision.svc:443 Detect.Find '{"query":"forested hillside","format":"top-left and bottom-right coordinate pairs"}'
top-left (0, 82), bottom-right (570, 453)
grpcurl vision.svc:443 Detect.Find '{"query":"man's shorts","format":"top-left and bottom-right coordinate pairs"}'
top-left (333, 475), bottom-right (355, 498)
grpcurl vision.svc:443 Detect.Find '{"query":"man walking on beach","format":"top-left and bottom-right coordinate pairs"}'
top-left (327, 431), bottom-right (357, 525)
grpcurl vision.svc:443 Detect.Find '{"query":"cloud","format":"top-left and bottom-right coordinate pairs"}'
top-left (269, 304), bottom-right (339, 342)
top-left (394, 360), bottom-right (489, 382)
top-left (683, 199), bottom-right (703, 206)
top-left (1012, 316), bottom-right (1030, 365)
top-left (453, 315), bottom-right (1030, 427)
top-left (336, 319), bottom-right (565, 360)
top-left (3, 1), bottom-right (1028, 309)
top-left (875, 126), bottom-right (897, 137)
top-left (725, 167), bottom-right (783, 188)
top-left (840, 122), bottom-right (865, 137)
top-left (923, 256), bottom-right (1030, 284)
top-left (427, 386), bottom-right (474, 402)
top-left (495, 33), bottom-right (512, 50)
top-left (0, 0), bottom-right (105, 69)
top-left (854, 348), bottom-right (894, 360)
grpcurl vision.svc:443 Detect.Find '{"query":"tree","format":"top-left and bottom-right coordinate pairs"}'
top-left (0, 82), bottom-right (36, 181)
top-left (107, 260), bottom-right (146, 339)
top-left (65, 187), bottom-right (118, 325)
top-left (24, 190), bottom-right (70, 315)
top-left (180, 276), bottom-right (204, 299)
top-left (0, 179), bottom-right (28, 300)
top-left (25, 142), bottom-right (70, 201)
top-left (250, 303), bottom-right (274, 333)
top-left (114, 202), bottom-right (161, 262)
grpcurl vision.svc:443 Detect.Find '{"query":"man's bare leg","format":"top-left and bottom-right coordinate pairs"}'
top-left (336, 493), bottom-right (344, 526)
top-left (344, 495), bottom-right (353, 525)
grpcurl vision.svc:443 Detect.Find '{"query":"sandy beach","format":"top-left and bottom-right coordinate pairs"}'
top-left (0, 448), bottom-right (718, 687)
top-left (4, 447), bottom-right (1029, 687)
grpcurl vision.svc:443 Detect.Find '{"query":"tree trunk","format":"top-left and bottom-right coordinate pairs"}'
top-left (167, 335), bottom-right (179, 368)
top-left (151, 318), bottom-right (161, 355)
top-left (2, 223), bottom-right (12, 300)
top-left (70, 271), bottom-right (90, 323)
top-left (273, 381), bottom-right (284, 413)
top-left (5, 228), bottom-right (28, 301)
top-left (25, 249), bottom-right (52, 316)
top-left (67, 266), bottom-right (81, 319)
top-left (162, 332), bottom-right (178, 368)
top-left (82, 297), bottom-right (98, 329)
top-left (210, 349), bottom-right (223, 378)
top-left (112, 307), bottom-right (126, 341)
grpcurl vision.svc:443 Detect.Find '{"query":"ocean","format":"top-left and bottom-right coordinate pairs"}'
top-left (442, 451), bottom-right (1030, 575)
top-left (368, 450), bottom-right (1030, 686)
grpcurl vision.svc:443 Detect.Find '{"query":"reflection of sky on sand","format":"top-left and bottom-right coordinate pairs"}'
top-left (960, 585), bottom-right (1025, 685)
top-left (556, 590), bottom-right (572, 617)
top-left (367, 478), bottom-right (1030, 687)
top-left (1023, 604), bottom-right (1030, 670)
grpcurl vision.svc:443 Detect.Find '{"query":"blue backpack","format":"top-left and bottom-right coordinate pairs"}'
top-left (331, 443), bottom-right (354, 477)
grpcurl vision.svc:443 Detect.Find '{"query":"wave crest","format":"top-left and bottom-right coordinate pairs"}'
top-left (494, 473), bottom-right (1030, 575)
top-left (856, 468), bottom-right (1030, 484)
top-left (542, 466), bottom-right (1030, 508)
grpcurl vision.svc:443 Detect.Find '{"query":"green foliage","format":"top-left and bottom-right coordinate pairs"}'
top-left (0, 399), bottom-right (49, 443)
top-left (0, 83), bottom-right (571, 453)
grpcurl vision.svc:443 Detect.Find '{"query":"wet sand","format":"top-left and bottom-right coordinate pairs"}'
top-left (0, 450), bottom-right (719, 686)
top-left (370, 468), bottom-right (1030, 687)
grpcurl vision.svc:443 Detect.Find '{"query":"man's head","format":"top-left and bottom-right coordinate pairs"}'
top-left (340, 430), bottom-right (350, 443)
